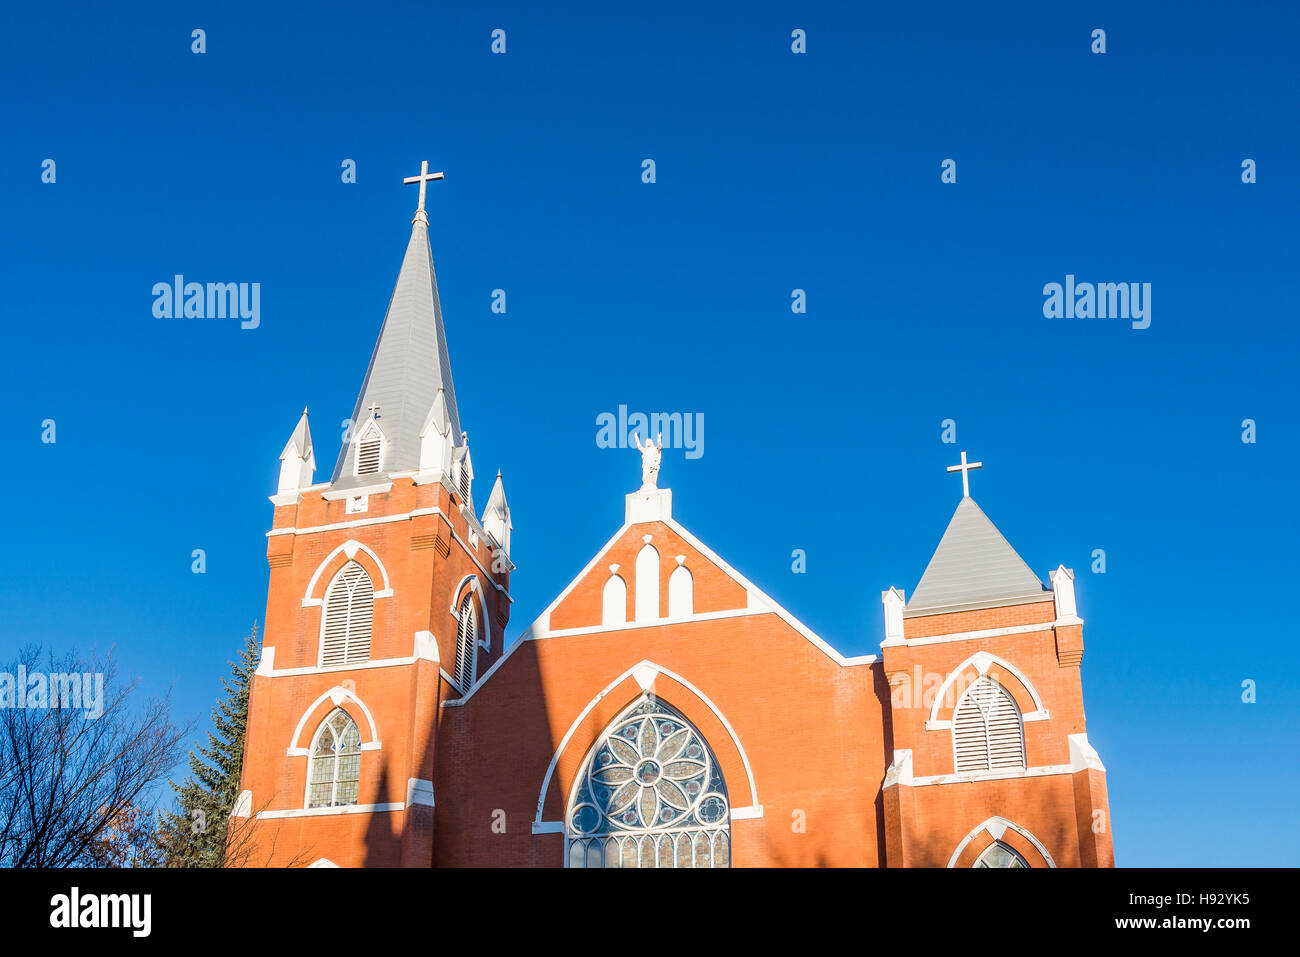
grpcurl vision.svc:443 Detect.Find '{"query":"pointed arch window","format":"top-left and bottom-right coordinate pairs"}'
top-left (355, 421), bottom-right (383, 476)
top-left (952, 675), bottom-right (1025, 773)
top-left (601, 575), bottom-right (627, 627)
top-left (307, 709), bottom-right (362, 808)
top-left (454, 592), bottom-right (478, 691)
top-left (667, 564), bottom-right (693, 618)
top-left (565, 698), bottom-right (730, 868)
top-left (320, 561), bottom-right (374, 665)
top-left (974, 841), bottom-right (1029, 868)
top-left (634, 544), bottom-right (660, 623)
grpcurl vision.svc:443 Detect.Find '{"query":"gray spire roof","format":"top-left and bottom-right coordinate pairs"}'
top-left (906, 497), bottom-right (1047, 615)
top-left (331, 218), bottom-right (461, 486)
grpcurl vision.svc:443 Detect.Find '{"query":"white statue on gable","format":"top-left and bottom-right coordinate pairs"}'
top-left (633, 432), bottom-right (663, 489)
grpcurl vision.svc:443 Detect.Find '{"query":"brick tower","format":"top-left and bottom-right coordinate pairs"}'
top-left (879, 453), bottom-right (1113, 867)
top-left (234, 164), bottom-right (513, 867)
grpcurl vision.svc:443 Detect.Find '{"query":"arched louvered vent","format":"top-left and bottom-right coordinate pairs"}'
top-left (355, 422), bottom-right (383, 476)
top-left (454, 592), bottom-right (478, 691)
top-left (320, 561), bottom-right (374, 665)
top-left (952, 675), bottom-right (1025, 773)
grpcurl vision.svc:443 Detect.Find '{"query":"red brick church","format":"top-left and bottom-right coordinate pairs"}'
top-left (233, 166), bottom-right (1115, 868)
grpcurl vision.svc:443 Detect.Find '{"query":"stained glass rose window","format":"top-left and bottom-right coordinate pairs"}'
top-left (566, 698), bottom-right (730, 867)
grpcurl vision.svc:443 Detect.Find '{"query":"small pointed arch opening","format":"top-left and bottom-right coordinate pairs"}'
top-left (454, 592), bottom-right (479, 691)
top-left (320, 561), bottom-right (374, 665)
top-left (602, 574), bottom-right (627, 627)
top-left (307, 709), bottom-right (362, 809)
top-left (635, 544), bottom-right (660, 623)
top-left (952, 675), bottom-right (1025, 773)
top-left (668, 563), bottom-right (693, 618)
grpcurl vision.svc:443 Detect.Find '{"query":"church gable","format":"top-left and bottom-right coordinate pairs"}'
top-left (547, 521), bottom-right (747, 633)
top-left (514, 475), bottom-right (871, 672)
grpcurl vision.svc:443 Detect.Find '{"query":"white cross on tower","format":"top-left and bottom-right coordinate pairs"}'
top-left (366, 401), bottom-right (381, 419)
top-left (947, 450), bottom-right (983, 498)
top-left (402, 160), bottom-right (444, 221)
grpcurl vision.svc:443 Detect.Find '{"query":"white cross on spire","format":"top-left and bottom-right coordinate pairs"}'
top-left (402, 160), bottom-right (444, 223)
top-left (947, 450), bottom-right (983, 498)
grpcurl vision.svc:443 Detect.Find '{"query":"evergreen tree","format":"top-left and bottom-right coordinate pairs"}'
top-left (160, 625), bottom-right (260, 867)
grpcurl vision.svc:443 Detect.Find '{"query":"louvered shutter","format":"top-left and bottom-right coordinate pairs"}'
top-left (454, 595), bottom-right (477, 690)
top-left (320, 562), bottom-right (374, 665)
top-left (952, 676), bottom-right (1025, 773)
top-left (356, 424), bottom-right (382, 475)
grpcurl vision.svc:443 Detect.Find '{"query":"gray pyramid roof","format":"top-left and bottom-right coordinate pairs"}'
top-left (906, 497), bottom-right (1047, 615)
top-left (331, 218), bottom-right (461, 485)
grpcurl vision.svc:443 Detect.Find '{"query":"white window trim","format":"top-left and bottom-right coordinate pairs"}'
top-left (286, 686), bottom-right (380, 755)
top-left (303, 709), bottom-right (364, 810)
top-left (925, 650), bottom-right (1049, 730)
top-left (302, 539), bottom-right (393, 606)
top-left (258, 803), bottom-right (403, 820)
top-left (530, 659), bottom-right (761, 832)
top-left (449, 574), bottom-right (492, 654)
top-left (946, 816), bottom-right (1056, 868)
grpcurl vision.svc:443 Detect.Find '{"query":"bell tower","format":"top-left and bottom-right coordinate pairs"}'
top-left (236, 164), bottom-right (514, 868)
top-left (879, 454), bottom-right (1113, 868)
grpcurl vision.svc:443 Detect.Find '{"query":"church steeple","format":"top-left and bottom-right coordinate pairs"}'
top-left (331, 164), bottom-right (461, 488)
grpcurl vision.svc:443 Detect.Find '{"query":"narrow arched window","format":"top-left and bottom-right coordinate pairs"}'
top-left (454, 592), bottom-right (478, 691)
top-left (975, 841), bottom-right (1029, 868)
top-left (320, 561), bottom-right (374, 665)
top-left (602, 575), bottom-right (627, 627)
top-left (634, 544), bottom-right (660, 623)
top-left (355, 421), bottom-right (383, 475)
top-left (668, 564), bottom-right (693, 618)
top-left (307, 709), bottom-right (362, 808)
top-left (952, 676), bottom-right (1025, 773)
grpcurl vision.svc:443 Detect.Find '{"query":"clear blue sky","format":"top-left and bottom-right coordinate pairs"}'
top-left (2, 1), bottom-right (1296, 866)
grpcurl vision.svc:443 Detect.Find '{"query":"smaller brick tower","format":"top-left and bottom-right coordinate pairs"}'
top-left (879, 454), bottom-right (1113, 867)
top-left (234, 165), bottom-right (513, 867)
